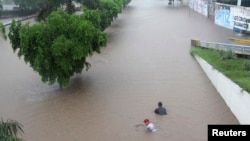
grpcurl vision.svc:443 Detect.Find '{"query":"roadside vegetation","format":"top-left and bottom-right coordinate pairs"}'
top-left (0, 0), bottom-right (131, 138)
top-left (0, 118), bottom-right (24, 141)
top-left (190, 47), bottom-right (250, 93)
top-left (0, 0), bottom-right (131, 87)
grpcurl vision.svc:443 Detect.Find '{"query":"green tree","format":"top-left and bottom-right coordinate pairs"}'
top-left (12, 0), bottom-right (71, 21)
top-left (36, 0), bottom-right (62, 21)
top-left (81, 0), bottom-right (100, 9)
top-left (123, 0), bottom-right (131, 7)
top-left (7, 10), bottom-right (106, 87)
top-left (99, 0), bottom-right (120, 30)
top-left (2, 0), bottom-right (131, 87)
top-left (65, 0), bottom-right (75, 14)
top-left (0, 118), bottom-right (24, 141)
top-left (37, 0), bottom-right (131, 21)
top-left (37, 0), bottom-right (77, 21)
top-left (0, 22), bottom-right (7, 40)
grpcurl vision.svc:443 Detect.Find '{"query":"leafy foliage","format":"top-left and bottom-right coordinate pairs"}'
top-left (123, 0), bottom-right (131, 7)
top-left (190, 47), bottom-right (250, 93)
top-left (4, 0), bottom-right (132, 87)
top-left (36, 0), bottom-right (63, 21)
top-left (8, 10), bottom-right (107, 87)
top-left (81, 8), bottom-right (101, 29)
top-left (0, 118), bottom-right (24, 141)
top-left (0, 22), bottom-right (7, 40)
top-left (219, 49), bottom-right (237, 60)
top-left (11, 0), bottom-right (131, 22)
top-left (99, 0), bottom-right (120, 30)
top-left (8, 20), bottom-right (22, 52)
top-left (65, 0), bottom-right (75, 14)
top-left (243, 60), bottom-right (250, 71)
top-left (81, 0), bottom-right (100, 9)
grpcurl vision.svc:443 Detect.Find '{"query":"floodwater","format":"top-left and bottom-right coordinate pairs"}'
top-left (0, 0), bottom-right (239, 141)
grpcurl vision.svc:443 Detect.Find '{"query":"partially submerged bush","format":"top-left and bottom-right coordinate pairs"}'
top-left (0, 118), bottom-right (24, 141)
top-left (219, 50), bottom-right (237, 60)
top-left (243, 60), bottom-right (250, 71)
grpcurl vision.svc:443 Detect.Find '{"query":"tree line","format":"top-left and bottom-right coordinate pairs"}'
top-left (1, 0), bottom-right (131, 88)
top-left (0, 0), bottom-right (131, 140)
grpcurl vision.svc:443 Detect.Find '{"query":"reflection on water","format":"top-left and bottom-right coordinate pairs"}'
top-left (0, 0), bottom-right (238, 141)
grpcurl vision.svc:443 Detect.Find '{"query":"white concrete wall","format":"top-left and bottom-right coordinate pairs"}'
top-left (2, 4), bottom-right (19, 10)
top-left (183, 0), bottom-right (190, 5)
top-left (189, 0), bottom-right (209, 17)
top-left (194, 55), bottom-right (250, 124)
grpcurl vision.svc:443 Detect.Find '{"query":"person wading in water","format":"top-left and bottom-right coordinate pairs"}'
top-left (154, 102), bottom-right (167, 115)
top-left (143, 118), bottom-right (157, 132)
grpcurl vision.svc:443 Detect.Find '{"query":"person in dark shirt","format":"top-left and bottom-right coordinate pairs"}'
top-left (154, 102), bottom-right (167, 115)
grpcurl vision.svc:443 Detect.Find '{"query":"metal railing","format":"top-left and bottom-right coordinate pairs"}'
top-left (191, 39), bottom-right (250, 55)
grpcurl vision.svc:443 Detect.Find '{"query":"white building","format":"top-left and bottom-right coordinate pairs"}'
top-left (2, 4), bottom-right (19, 11)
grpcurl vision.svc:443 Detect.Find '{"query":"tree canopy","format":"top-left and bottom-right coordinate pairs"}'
top-left (8, 9), bottom-right (107, 87)
top-left (2, 0), bottom-right (131, 87)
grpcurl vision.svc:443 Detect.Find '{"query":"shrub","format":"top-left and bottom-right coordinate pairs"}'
top-left (243, 60), bottom-right (250, 71)
top-left (0, 118), bottom-right (24, 141)
top-left (219, 50), bottom-right (237, 60)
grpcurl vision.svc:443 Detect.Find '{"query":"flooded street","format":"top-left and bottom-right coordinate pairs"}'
top-left (0, 0), bottom-right (239, 141)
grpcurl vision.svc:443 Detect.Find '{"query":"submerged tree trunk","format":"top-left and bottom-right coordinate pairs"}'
top-left (65, 0), bottom-right (75, 14)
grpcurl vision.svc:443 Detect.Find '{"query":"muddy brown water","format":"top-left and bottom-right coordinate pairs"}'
top-left (0, 0), bottom-right (239, 141)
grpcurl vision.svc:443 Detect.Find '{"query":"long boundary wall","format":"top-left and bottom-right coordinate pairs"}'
top-left (214, 3), bottom-right (250, 33)
top-left (188, 1), bottom-right (250, 33)
top-left (189, 0), bottom-right (209, 17)
top-left (194, 55), bottom-right (250, 124)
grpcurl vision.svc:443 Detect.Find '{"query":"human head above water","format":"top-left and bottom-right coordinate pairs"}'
top-left (144, 118), bottom-right (149, 124)
top-left (158, 102), bottom-right (163, 107)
